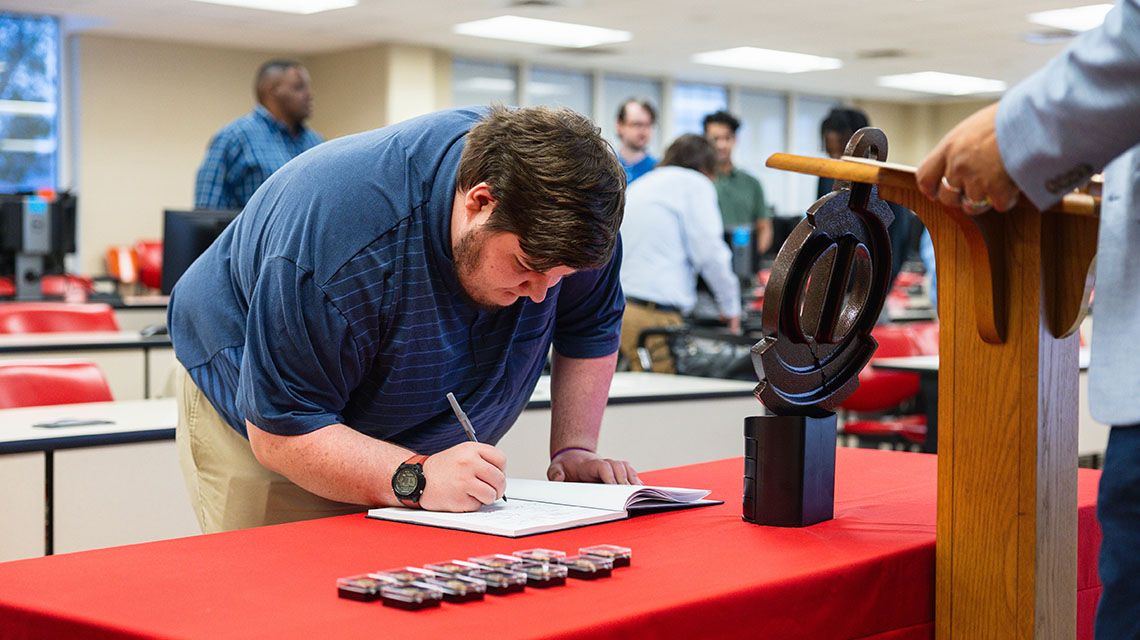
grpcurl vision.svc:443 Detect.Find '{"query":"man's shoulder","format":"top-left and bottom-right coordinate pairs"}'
top-left (384, 106), bottom-right (487, 141)
top-left (210, 110), bottom-right (263, 144)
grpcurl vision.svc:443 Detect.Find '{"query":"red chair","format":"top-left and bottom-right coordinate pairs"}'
top-left (839, 323), bottom-right (925, 449)
top-left (40, 275), bottom-right (96, 298)
top-left (893, 270), bottom-right (924, 290)
top-left (134, 240), bottom-right (163, 291)
top-left (0, 302), bottom-right (119, 334)
top-left (0, 360), bottom-right (113, 408)
top-left (0, 277), bottom-right (13, 297)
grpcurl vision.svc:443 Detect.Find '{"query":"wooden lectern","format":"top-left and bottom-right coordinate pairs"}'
top-left (766, 153), bottom-right (1099, 639)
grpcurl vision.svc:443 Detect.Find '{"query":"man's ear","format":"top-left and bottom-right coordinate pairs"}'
top-left (462, 182), bottom-right (497, 224)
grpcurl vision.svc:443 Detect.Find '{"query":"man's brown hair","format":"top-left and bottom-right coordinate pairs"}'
top-left (457, 105), bottom-right (626, 272)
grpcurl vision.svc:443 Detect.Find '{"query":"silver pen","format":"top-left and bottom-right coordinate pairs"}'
top-left (446, 392), bottom-right (506, 502)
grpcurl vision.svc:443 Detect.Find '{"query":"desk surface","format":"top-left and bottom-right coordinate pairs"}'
top-left (0, 448), bottom-right (1101, 640)
top-left (117, 294), bottom-right (169, 309)
top-left (0, 398), bottom-right (177, 453)
top-left (0, 330), bottom-right (171, 353)
top-left (528, 371), bottom-right (757, 407)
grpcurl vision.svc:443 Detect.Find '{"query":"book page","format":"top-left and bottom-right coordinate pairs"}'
top-left (506, 478), bottom-right (711, 511)
top-left (368, 499), bottom-right (624, 537)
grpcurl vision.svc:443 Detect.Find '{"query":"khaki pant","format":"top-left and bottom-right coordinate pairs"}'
top-left (619, 302), bottom-right (684, 373)
top-left (175, 364), bottom-right (364, 533)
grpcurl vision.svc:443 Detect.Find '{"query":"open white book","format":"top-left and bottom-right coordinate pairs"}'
top-left (367, 478), bottom-right (720, 537)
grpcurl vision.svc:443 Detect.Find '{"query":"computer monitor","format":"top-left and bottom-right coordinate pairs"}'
top-left (0, 192), bottom-right (78, 299)
top-left (160, 208), bottom-right (240, 295)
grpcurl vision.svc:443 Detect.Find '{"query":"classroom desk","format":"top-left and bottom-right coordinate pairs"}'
top-left (0, 448), bottom-right (1103, 640)
top-left (0, 373), bottom-right (761, 561)
top-left (500, 372), bottom-right (760, 480)
top-left (112, 294), bottom-right (169, 332)
top-left (887, 307), bottom-right (938, 323)
top-left (0, 331), bottom-right (175, 400)
top-left (873, 348), bottom-right (1096, 456)
top-left (0, 398), bottom-right (194, 560)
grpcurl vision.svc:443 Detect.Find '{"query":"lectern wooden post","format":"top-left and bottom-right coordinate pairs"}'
top-left (766, 153), bottom-right (1099, 639)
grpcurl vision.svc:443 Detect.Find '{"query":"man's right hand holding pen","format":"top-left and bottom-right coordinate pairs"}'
top-left (415, 442), bottom-right (508, 512)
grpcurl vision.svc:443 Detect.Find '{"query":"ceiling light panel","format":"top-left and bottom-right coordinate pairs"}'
top-left (452, 16), bottom-right (632, 48)
top-left (692, 47), bottom-right (842, 74)
top-left (189, 0), bottom-right (357, 15)
top-left (1027, 4), bottom-right (1113, 32)
top-left (876, 72), bottom-right (1007, 96)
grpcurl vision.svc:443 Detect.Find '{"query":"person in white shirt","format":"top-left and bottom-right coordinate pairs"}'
top-left (619, 134), bottom-right (742, 372)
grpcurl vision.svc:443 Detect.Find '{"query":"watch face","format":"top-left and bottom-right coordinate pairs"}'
top-left (393, 468), bottom-right (419, 496)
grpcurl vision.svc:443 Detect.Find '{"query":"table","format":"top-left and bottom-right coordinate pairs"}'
top-left (0, 331), bottom-right (174, 400)
top-left (0, 448), bottom-right (1103, 640)
top-left (874, 348), bottom-right (1094, 456)
top-left (0, 373), bottom-right (762, 561)
top-left (112, 294), bottom-right (169, 332)
top-left (0, 398), bottom-right (194, 559)
top-left (492, 372), bottom-right (761, 480)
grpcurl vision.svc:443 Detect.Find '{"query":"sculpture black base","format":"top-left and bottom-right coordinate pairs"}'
top-left (743, 413), bottom-right (836, 527)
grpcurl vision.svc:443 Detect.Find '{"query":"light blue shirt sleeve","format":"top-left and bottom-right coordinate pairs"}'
top-left (994, 0), bottom-right (1140, 424)
top-left (995, 0), bottom-right (1140, 209)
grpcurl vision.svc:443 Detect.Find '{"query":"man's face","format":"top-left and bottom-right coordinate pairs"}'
top-left (271, 66), bottom-right (314, 123)
top-left (824, 130), bottom-right (848, 159)
top-left (453, 226), bottom-right (575, 309)
top-left (616, 103), bottom-right (654, 152)
top-left (704, 122), bottom-right (736, 165)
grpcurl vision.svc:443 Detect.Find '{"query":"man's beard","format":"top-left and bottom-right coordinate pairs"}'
top-left (453, 227), bottom-right (506, 311)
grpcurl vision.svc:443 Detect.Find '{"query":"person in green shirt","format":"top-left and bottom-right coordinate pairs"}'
top-left (703, 110), bottom-right (773, 261)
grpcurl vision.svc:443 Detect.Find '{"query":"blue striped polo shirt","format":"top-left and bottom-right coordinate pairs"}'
top-left (194, 105), bottom-right (324, 210)
top-left (169, 107), bottom-right (624, 455)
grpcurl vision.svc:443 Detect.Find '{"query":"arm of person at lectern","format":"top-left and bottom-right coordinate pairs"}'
top-left (917, 0), bottom-right (1140, 213)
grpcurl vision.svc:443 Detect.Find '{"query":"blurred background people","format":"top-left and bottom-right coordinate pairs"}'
top-left (619, 134), bottom-right (741, 372)
top-left (615, 98), bottom-right (658, 184)
top-left (194, 59), bottom-right (323, 210)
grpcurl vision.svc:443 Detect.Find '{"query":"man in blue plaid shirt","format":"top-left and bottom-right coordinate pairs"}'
top-left (194, 60), bottom-right (323, 210)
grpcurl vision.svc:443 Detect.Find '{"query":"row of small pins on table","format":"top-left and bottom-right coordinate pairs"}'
top-left (337, 544), bottom-right (632, 610)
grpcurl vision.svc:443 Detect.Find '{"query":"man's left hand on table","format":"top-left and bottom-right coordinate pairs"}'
top-left (548, 448), bottom-right (641, 485)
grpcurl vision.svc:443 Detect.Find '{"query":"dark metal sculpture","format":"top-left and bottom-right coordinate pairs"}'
top-left (744, 128), bottom-right (895, 527)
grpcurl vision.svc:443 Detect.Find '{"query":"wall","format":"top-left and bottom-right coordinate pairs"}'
top-left (75, 36), bottom-right (282, 275)
top-left (73, 36), bottom-right (451, 275)
top-left (306, 43), bottom-right (452, 139)
top-left (305, 45), bottom-right (389, 139)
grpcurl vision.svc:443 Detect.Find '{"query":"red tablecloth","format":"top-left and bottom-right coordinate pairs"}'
top-left (0, 448), bottom-right (1102, 640)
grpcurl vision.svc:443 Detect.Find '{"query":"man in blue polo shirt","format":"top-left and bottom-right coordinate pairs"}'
top-left (169, 105), bottom-right (635, 533)
top-left (193, 59), bottom-right (323, 210)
